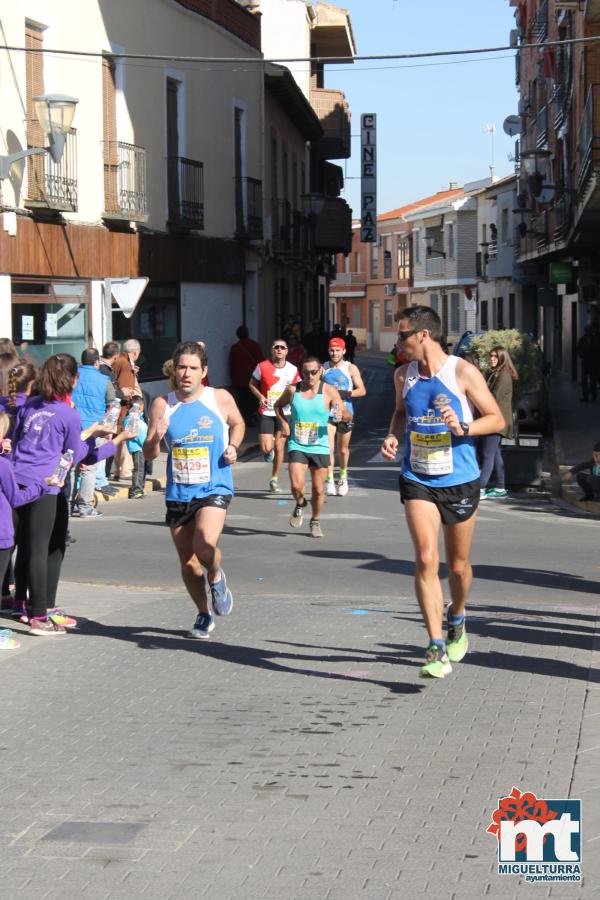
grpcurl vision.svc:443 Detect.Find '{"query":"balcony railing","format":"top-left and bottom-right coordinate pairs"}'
top-left (425, 257), bottom-right (445, 276)
top-left (168, 156), bottom-right (204, 230)
top-left (24, 127), bottom-right (78, 212)
top-left (536, 106), bottom-right (549, 149)
top-left (103, 141), bottom-right (148, 222)
top-left (310, 88), bottom-right (351, 159)
top-left (577, 84), bottom-right (600, 194)
top-left (332, 272), bottom-right (367, 286)
top-left (552, 194), bottom-right (571, 243)
top-left (314, 198), bottom-right (352, 253)
top-left (531, 0), bottom-right (548, 42)
top-left (235, 176), bottom-right (263, 241)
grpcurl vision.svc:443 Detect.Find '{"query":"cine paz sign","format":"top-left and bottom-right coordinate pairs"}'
top-left (361, 113), bottom-right (377, 243)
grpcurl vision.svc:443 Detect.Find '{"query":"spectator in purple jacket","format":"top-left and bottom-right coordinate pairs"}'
top-left (11, 353), bottom-right (131, 636)
top-left (0, 412), bottom-right (47, 648)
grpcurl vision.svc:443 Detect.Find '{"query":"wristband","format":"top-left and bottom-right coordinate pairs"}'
top-left (228, 443), bottom-right (238, 452)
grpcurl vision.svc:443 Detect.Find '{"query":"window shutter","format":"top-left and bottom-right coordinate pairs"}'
top-left (102, 57), bottom-right (118, 212)
top-left (25, 24), bottom-right (45, 201)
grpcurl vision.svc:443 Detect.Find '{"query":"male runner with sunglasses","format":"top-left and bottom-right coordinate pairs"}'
top-left (380, 306), bottom-right (504, 678)
top-left (249, 340), bottom-right (300, 492)
top-left (275, 358), bottom-right (350, 538)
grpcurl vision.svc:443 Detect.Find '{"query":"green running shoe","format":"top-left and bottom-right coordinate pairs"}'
top-left (419, 643), bottom-right (452, 678)
top-left (447, 619), bottom-right (468, 662)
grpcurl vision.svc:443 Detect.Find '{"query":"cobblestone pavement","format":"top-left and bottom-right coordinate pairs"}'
top-left (0, 571), bottom-right (597, 899)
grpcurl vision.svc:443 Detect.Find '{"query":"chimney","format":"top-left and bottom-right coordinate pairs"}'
top-left (449, 181), bottom-right (459, 190)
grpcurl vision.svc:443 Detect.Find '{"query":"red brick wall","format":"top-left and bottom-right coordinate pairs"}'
top-left (174, 0), bottom-right (261, 51)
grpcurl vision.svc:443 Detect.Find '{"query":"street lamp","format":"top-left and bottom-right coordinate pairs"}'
top-left (0, 94), bottom-right (78, 180)
top-left (519, 147), bottom-right (551, 199)
top-left (424, 234), bottom-right (446, 258)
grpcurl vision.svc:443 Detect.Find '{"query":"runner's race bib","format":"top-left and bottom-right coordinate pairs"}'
top-left (172, 446), bottom-right (210, 484)
top-left (266, 388), bottom-right (283, 410)
top-left (409, 431), bottom-right (453, 475)
top-left (294, 421), bottom-right (318, 445)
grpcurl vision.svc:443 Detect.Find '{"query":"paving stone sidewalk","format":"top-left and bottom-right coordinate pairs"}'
top-left (0, 579), bottom-right (597, 900)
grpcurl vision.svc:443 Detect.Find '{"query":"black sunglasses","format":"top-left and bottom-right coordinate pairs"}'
top-left (397, 328), bottom-right (419, 341)
top-left (303, 368), bottom-right (320, 376)
top-left (272, 344), bottom-right (287, 350)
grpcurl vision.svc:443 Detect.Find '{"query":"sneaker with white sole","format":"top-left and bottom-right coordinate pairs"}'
top-left (188, 612), bottom-right (215, 639)
top-left (325, 479), bottom-right (337, 497)
top-left (309, 519), bottom-right (323, 538)
top-left (0, 628), bottom-right (20, 650)
top-left (336, 478), bottom-right (349, 497)
top-left (290, 501), bottom-right (305, 528)
top-left (479, 488), bottom-right (488, 500)
top-left (487, 487), bottom-right (508, 499)
top-left (29, 617), bottom-right (66, 636)
top-left (269, 478), bottom-right (282, 493)
top-left (209, 570), bottom-right (233, 616)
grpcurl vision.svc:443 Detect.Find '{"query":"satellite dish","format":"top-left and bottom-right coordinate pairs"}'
top-left (503, 115), bottom-right (521, 137)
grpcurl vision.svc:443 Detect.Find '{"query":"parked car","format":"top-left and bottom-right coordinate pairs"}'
top-left (452, 330), bottom-right (550, 434)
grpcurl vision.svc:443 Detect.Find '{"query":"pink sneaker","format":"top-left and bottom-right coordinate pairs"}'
top-left (48, 608), bottom-right (78, 629)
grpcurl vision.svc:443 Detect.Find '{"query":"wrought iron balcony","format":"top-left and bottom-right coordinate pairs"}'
top-left (536, 106), bottom-right (549, 149)
top-left (24, 126), bottom-right (77, 212)
top-left (425, 257), bottom-right (445, 277)
top-left (310, 88), bottom-right (351, 159)
top-left (235, 176), bottom-right (263, 241)
top-left (103, 141), bottom-right (148, 222)
top-left (168, 156), bottom-right (204, 230)
top-left (531, 0), bottom-right (548, 42)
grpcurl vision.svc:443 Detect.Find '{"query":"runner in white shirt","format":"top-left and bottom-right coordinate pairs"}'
top-left (249, 340), bottom-right (300, 492)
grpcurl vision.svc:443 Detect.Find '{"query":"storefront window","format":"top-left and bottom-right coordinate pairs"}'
top-left (12, 281), bottom-right (89, 366)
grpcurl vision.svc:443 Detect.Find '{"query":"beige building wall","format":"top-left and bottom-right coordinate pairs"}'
top-left (1, 0), bottom-right (263, 236)
top-left (259, 0), bottom-right (313, 99)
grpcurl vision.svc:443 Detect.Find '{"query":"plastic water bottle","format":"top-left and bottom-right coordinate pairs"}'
top-left (127, 402), bottom-right (141, 437)
top-left (332, 402), bottom-right (342, 423)
top-left (49, 448), bottom-right (74, 486)
top-left (102, 399), bottom-right (121, 430)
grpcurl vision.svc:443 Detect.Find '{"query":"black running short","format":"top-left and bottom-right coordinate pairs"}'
top-left (328, 419), bottom-right (354, 434)
top-left (288, 450), bottom-right (330, 469)
top-left (259, 414), bottom-right (290, 436)
top-left (165, 494), bottom-right (232, 528)
top-left (399, 476), bottom-right (480, 525)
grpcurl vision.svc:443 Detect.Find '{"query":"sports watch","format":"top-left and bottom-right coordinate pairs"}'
top-left (460, 421), bottom-right (470, 436)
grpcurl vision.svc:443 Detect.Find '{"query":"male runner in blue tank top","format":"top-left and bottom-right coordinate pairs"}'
top-left (381, 306), bottom-right (504, 678)
top-left (275, 358), bottom-right (350, 538)
top-left (144, 342), bottom-right (245, 639)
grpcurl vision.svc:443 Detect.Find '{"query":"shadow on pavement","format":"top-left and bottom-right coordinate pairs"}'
top-left (299, 549), bottom-right (600, 595)
top-left (76, 619), bottom-right (424, 695)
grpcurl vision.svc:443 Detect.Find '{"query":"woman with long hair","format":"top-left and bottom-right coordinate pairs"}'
top-left (480, 346), bottom-right (518, 499)
top-left (11, 353), bottom-right (131, 635)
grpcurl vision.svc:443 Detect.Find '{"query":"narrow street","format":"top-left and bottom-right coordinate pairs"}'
top-left (0, 357), bottom-right (597, 899)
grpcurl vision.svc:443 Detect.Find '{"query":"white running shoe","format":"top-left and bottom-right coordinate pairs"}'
top-left (325, 479), bottom-right (337, 496)
top-left (337, 478), bottom-right (349, 497)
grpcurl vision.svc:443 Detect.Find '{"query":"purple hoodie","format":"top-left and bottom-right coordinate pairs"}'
top-left (11, 396), bottom-right (117, 495)
top-left (0, 457), bottom-right (44, 548)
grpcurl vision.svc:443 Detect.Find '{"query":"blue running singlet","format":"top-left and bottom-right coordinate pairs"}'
top-left (401, 356), bottom-right (479, 488)
top-left (164, 389), bottom-right (234, 502)
top-left (322, 360), bottom-right (354, 417)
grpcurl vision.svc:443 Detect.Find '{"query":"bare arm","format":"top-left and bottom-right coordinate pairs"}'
top-left (381, 365), bottom-right (407, 460)
top-left (349, 363), bottom-right (367, 399)
top-left (215, 389), bottom-right (245, 465)
top-left (323, 384), bottom-right (351, 421)
top-left (443, 359), bottom-right (505, 437)
top-left (249, 376), bottom-right (268, 408)
top-left (274, 386), bottom-right (294, 437)
top-left (143, 396), bottom-right (169, 461)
